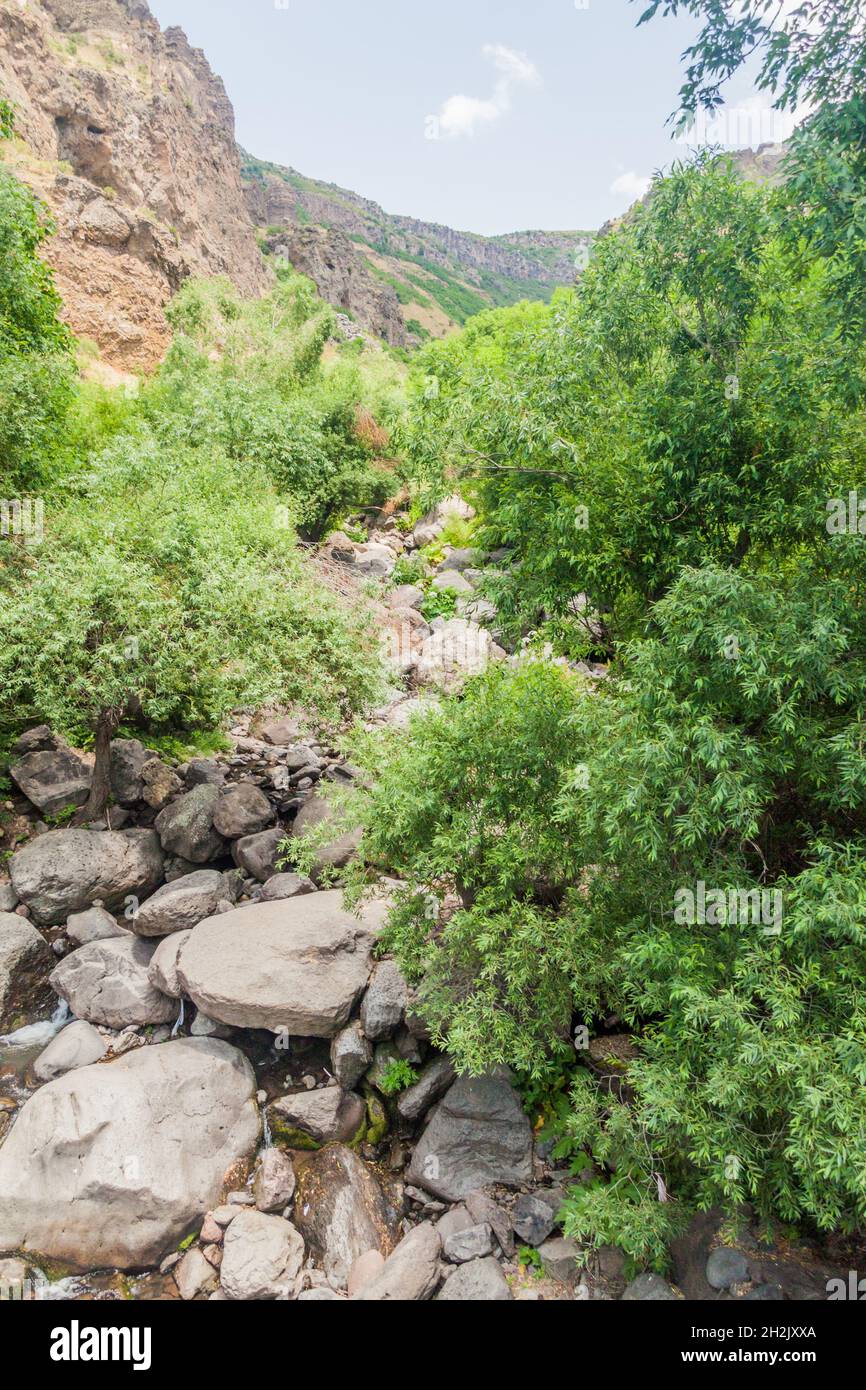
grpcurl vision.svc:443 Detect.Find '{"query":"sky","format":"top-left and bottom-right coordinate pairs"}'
top-left (147, 0), bottom-right (789, 236)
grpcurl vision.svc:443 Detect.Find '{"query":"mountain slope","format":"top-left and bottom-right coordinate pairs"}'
top-left (0, 0), bottom-right (267, 369)
top-left (243, 152), bottom-right (592, 342)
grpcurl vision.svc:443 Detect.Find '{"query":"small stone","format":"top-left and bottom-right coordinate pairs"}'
top-left (621, 1272), bottom-right (679, 1301)
top-left (254, 1148), bottom-right (296, 1214)
top-left (175, 1247), bottom-right (218, 1301)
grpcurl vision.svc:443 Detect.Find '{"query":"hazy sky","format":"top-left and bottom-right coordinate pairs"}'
top-left (147, 0), bottom-right (782, 236)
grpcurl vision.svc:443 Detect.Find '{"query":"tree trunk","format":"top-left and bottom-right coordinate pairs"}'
top-left (72, 708), bottom-right (120, 827)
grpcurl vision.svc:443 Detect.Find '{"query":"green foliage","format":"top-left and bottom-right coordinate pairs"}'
top-left (0, 167), bottom-right (75, 491)
top-left (377, 1058), bottom-right (418, 1095)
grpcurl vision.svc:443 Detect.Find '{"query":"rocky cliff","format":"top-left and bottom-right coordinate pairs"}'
top-left (0, 0), bottom-right (267, 369)
top-left (244, 154), bottom-right (590, 340)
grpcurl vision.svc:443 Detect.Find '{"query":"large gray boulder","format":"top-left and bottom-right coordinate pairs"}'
top-left (231, 828), bottom-right (284, 882)
top-left (293, 1144), bottom-right (398, 1277)
top-left (10, 733), bottom-right (91, 817)
top-left (9, 829), bottom-right (165, 927)
top-left (220, 1210), bottom-right (304, 1301)
top-left (154, 786), bottom-right (224, 864)
top-left (290, 796), bottom-right (362, 884)
top-left (176, 891), bottom-right (386, 1034)
top-left (49, 936), bottom-right (176, 1028)
top-left (0, 1038), bottom-right (259, 1269)
top-left (406, 1073), bottom-right (534, 1201)
top-left (131, 870), bottom-right (227, 938)
top-left (351, 1221), bottom-right (441, 1301)
top-left (33, 1020), bottom-right (107, 1082)
top-left (212, 784), bottom-right (275, 840)
top-left (0, 914), bottom-right (54, 1032)
top-left (268, 1087), bottom-right (365, 1149)
top-left (437, 1256), bottom-right (512, 1301)
top-left (360, 959), bottom-right (408, 1040)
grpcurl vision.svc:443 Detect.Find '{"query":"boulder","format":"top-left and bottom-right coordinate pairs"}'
top-left (131, 870), bottom-right (227, 938)
top-left (220, 1210), bottom-right (304, 1300)
top-left (388, 584), bottom-right (425, 611)
top-left (252, 873), bottom-right (317, 903)
top-left (706, 1247), bottom-right (750, 1291)
top-left (253, 1148), bottom-right (296, 1214)
top-left (0, 884), bottom-right (17, 913)
top-left (0, 914), bottom-right (54, 1032)
top-left (140, 758), bottom-right (183, 810)
top-left (185, 759), bottom-right (226, 789)
top-left (348, 1250), bottom-right (385, 1297)
top-left (621, 1272), bottom-right (680, 1301)
top-left (292, 1145), bottom-right (398, 1277)
top-left (174, 1245), bottom-right (218, 1301)
top-left (155, 786), bottom-right (224, 864)
top-left (436, 1256), bottom-right (512, 1301)
top-left (396, 1054), bottom-right (455, 1123)
top-left (33, 1020), bottom-right (107, 1082)
top-left (512, 1193), bottom-right (557, 1247)
top-left (231, 828), bottom-right (284, 882)
top-left (443, 1223), bottom-right (495, 1263)
top-left (66, 905), bottom-right (128, 946)
top-left (290, 796), bottom-right (362, 884)
top-left (351, 1221), bottom-right (441, 1301)
top-left (417, 617), bottom-right (504, 692)
top-left (330, 1020), bottom-right (373, 1090)
top-left (10, 829), bottom-right (165, 926)
top-left (360, 959), bottom-right (408, 1041)
top-left (49, 936), bottom-right (176, 1028)
top-left (212, 784), bottom-right (275, 840)
top-left (431, 569), bottom-right (474, 595)
top-left (176, 891), bottom-right (385, 1034)
top-left (109, 739), bottom-right (150, 806)
top-left (406, 1073), bottom-right (533, 1201)
top-left (10, 737), bottom-right (91, 817)
top-left (268, 1087), bottom-right (365, 1149)
top-left (0, 1038), bottom-right (259, 1269)
top-left (537, 1236), bottom-right (580, 1283)
top-left (147, 930), bottom-right (192, 999)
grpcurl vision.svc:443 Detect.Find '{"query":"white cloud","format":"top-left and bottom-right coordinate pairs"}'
top-left (610, 171), bottom-right (651, 201)
top-left (435, 44), bottom-right (541, 139)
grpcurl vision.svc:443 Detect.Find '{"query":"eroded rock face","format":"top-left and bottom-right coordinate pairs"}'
top-left (0, 0), bottom-right (268, 370)
top-left (0, 1039), bottom-right (259, 1270)
top-left (176, 891), bottom-right (386, 1034)
top-left (0, 914), bottom-right (54, 1033)
top-left (9, 829), bottom-right (164, 926)
top-left (49, 936), bottom-right (176, 1028)
top-left (406, 1073), bottom-right (534, 1201)
top-left (292, 1144), bottom-right (398, 1277)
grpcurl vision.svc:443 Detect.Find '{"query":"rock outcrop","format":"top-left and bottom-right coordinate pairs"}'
top-left (0, 0), bottom-right (268, 369)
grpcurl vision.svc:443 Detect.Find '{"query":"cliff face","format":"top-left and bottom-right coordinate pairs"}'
top-left (0, 0), bottom-right (268, 369)
top-left (264, 226), bottom-right (411, 348)
top-left (244, 154), bottom-right (589, 338)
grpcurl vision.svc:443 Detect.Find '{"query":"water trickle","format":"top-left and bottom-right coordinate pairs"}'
top-left (171, 998), bottom-right (185, 1037)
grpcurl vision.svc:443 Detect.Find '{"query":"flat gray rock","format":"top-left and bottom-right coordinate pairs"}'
top-left (406, 1073), bottom-right (533, 1201)
top-left (50, 936), bottom-right (176, 1028)
top-left (176, 891), bottom-right (386, 1034)
top-left (0, 1039), bottom-right (259, 1269)
top-left (10, 829), bottom-right (164, 926)
top-left (131, 870), bottom-right (227, 937)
